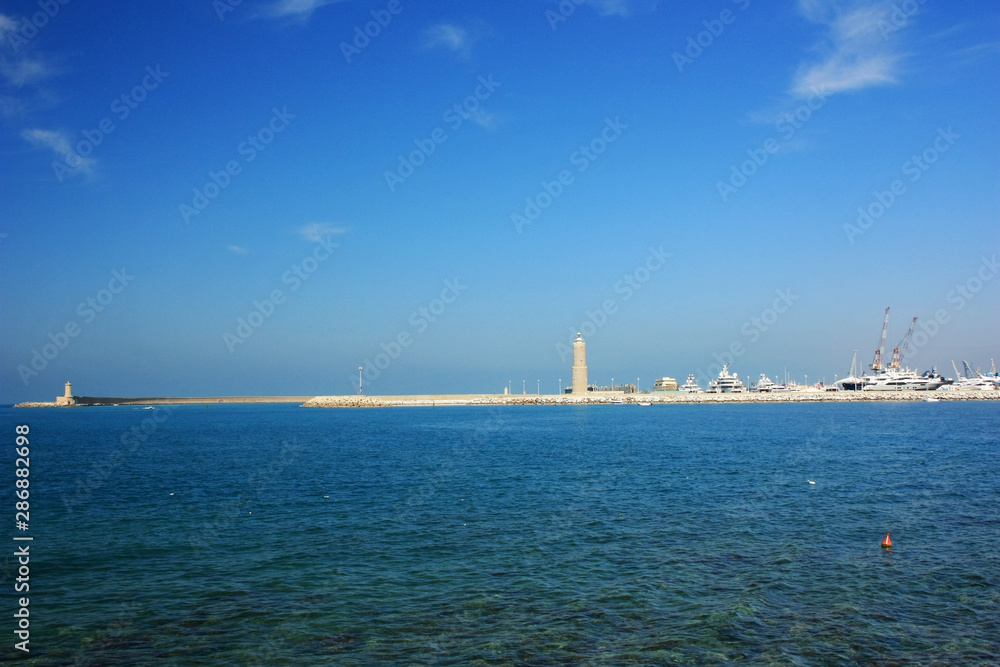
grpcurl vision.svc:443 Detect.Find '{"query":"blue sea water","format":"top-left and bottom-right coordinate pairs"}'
top-left (3, 402), bottom-right (999, 665)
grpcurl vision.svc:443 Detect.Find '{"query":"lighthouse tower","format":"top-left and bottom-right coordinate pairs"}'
top-left (571, 333), bottom-right (588, 394)
top-left (56, 381), bottom-right (76, 406)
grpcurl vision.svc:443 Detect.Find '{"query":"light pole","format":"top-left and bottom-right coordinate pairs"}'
top-left (522, 379), bottom-right (525, 395)
top-left (358, 366), bottom-right (363, 395)
top-left (537, 379), bottom-right (540, 395)
top-left (508, 380), bottom-right (511, 395)
top-left (559, 378), bottom-right (562, 394)
top-left (611, 377), bottom-right (614, 392)
top-left (637, 377), bottom-right (640, 394)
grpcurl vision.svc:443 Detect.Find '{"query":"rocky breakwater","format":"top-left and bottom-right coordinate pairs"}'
top-left (302, 395), bottom-right (389, 408)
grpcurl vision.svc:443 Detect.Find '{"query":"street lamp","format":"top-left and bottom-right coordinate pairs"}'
top-left (559, 378), bottom-right (562, 394)
top-left (358, 366), bottom-right (363, 395)
top-left (522, 379), bottom-right (525, 395)
top-left (537, 379), bottom-right (540, 395)
top-left (611, 377), bottom-right (614, 392)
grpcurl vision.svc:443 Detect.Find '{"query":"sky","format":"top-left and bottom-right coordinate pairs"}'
top-left (1, 0), bottom-right (998, 403)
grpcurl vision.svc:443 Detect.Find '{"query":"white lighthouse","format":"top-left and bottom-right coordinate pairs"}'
top-left (571, 333), bottom-right (588, 394)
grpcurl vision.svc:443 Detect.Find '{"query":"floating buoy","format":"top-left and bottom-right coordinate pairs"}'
top-left (881, 532), bottom-right (892, 549)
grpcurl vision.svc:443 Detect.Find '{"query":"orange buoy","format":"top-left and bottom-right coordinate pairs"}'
top-left (881, 532), bottom-right (892, 549)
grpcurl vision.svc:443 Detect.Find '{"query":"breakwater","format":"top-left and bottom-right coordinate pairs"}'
top-left (15, 395), bottom-right (314, 408)
top-left (302, 391), bottom-right (999, 408)
top-left (16, 391), bottom-right (997, 408)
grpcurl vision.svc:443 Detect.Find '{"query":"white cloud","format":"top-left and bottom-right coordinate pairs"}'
top-left (470, 108), bottom-right (497, 130)
top-left (20, 128), bottom-right (95, 177)
top-left (586, 0), bottom-right (631, 17)
top-left (791, 1), bottom-right (901, 98)
top-left (423, 23), bottom-right (474, 56)
top-left (0, 13), bottom-right (19, 39)
top-left (299, 222), bottom-right (346, 242)
top-left (228, 245), bottom-right (250, 255)
top-left (262, 0), bottom-right (343, 20)
top-left (575, 0), bottom-right (657, 18)
top-left (0, 55), bottom-right (56, 87)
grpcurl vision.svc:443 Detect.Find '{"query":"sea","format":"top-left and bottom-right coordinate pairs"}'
top-left (3, 401), bottom-right (998, 666)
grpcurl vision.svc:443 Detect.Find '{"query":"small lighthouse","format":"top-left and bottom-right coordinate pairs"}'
top-left (56, 381), bottom-right (76, 406)
top-left (571, 333), bottom-right (588, 394)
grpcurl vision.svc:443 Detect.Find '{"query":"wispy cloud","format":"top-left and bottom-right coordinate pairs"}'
top-left (422, 23), bottom-right (477, 57)
top-left (0, 13), bottom-right (18, 38)
top-left (791, 1), bottom-right (900, 98)
top-left (228, 245), bottom-right (250, 255)
top-left (576, 0), bottom-right (657, 18)
top-left (0, 55), bottom-right (56, 87)
top-left (20, 128), bottom-right (95, 177)
top-left (261, 0), bottom-right (343, 20)
top-left (299, 222), bottom-right (347, 242)
top-left (586, 0), bottom-right (631, 17)
top-left (470, 108), bottom-right (497, 130)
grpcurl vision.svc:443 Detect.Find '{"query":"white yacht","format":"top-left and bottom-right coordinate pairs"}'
top-left (939, 361), bottom-right (995, 391)
top-left (706, 365), bottom-right (747, 393)
top-left (751, 374), bottom-right (776, 392)
top-left (678, 374), bottom-right (703, 393)
top-left (942, 376), bottom-right (995, 391)
top-left (861, 368), bottom-right (947, 392)
top-left (835, 351), bottom-right (876, 391)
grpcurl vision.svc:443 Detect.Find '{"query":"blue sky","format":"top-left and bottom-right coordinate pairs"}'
top-left (1, 0), bottom-right (998, 402)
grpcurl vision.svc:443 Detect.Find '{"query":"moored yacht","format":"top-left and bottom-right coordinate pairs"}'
top-left (861, 368), bottom-right (947, 391)
top-left (706, 365), bottom-right (747, 393)
top-left (678, 373), bottom-right (703, 393)
top-left (751, 374), bottom-right (776, 392)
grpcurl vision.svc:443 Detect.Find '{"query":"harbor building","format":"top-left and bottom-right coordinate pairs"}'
top-left (653, 377), bottom-right (678, 392)
top-left (571, 333), bottom-right (588, 394)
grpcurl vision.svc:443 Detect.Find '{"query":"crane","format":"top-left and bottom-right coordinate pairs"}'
top-left (870, 307), bottom-right (890, 372)
top-left (890, 316), bottom-right (918, 369)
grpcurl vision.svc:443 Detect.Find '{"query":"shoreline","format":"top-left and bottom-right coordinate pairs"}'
top-left (14, 391), bottom-right (998, 409)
